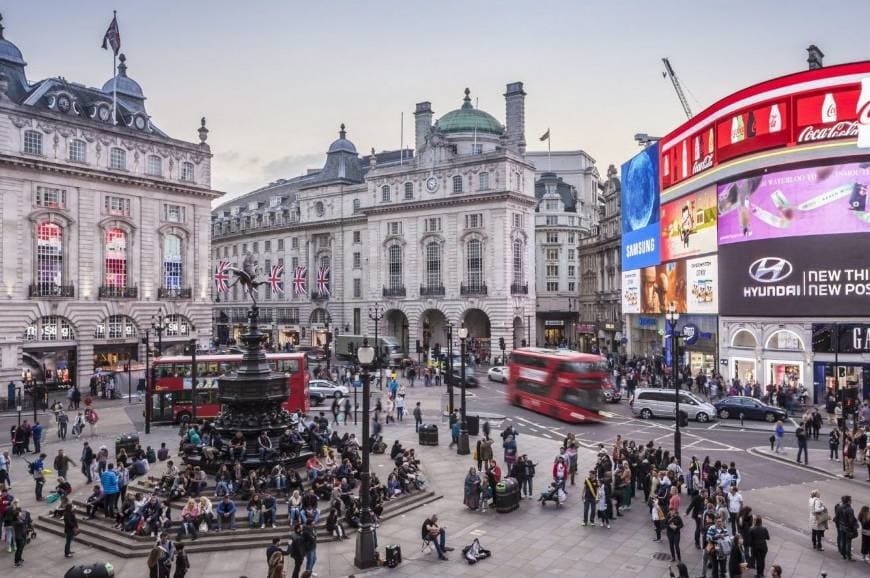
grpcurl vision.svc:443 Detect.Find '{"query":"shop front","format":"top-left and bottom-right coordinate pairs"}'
top-left (576, 323), bottom-right (597, 353)
top-left (720, 320), bottom-right (809, 396)
top-left (93, 342), bottom-right (139, 370)
top-left (22, 344), bottom-right (77, 389)
top-left (536, 311), bottom-right (579, 348)
top-left (811, 323), bottom-right (870, 403)
top-left (279, 325), bottom-right (300, 350)
top-left (626, 315), bottom-right (663, 357)
top-left (598, 322), bottom-right (621, 355)
top-left (676, 315), bottom-right (718, 377)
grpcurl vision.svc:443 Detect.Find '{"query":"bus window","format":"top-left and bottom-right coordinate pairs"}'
top-left (512, 354), bottom-right (548, 369)
top-left (515, 379), bottom-right (550, 397)
top-left (560, 387), bottom-right (597, 408)
top-left (275, 359), bottom-right (300, 373)
top-left (558, 361), bottom-right (608, 374)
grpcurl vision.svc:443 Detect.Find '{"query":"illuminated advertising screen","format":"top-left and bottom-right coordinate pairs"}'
top-left (718, 233), bottom-right (870, 316)
top-left (621, 270), bottom-right (641, 314)
top-left (660, 186), bottom-right (718, 261)
top-left (640, 260), bottom-right (686, 314)
top-left (686, 255), bottom-right (718, 314)
top-left (717, 161), bottom-right (870, 245)
top-left (621, 143), bottom-right (661, 270)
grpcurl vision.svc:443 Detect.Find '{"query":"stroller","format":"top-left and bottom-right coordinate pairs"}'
top-left (538, 482), bottom-right (566, 507)
top-left (462, 538), bottom-right (492, 565)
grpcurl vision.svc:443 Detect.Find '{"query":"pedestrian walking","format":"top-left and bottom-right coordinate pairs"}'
top-left (330, 398), bottom-right (340, 426)
top-left (30, 452), bottom-right (46, 501)
top-left (809, 489), bottom-right (828, 551)
top-left (829, 429), bottom-right (840, 461)
top-left (581, 470), bottom-right (597, 526)
top-left (834, 494), bottom-right (858, 561)
top-left (795, 422), bottom-right (808, 465)
top-left (289, 524), bottom-right (306, 578)
top-left (773, 421), bottom-right (784, 454)
top-left (53, 449), bottom-right (76, 481)
top-left (395, 394), bottom-right (406, 422)
top-left (413, 402), bottom-right (422, 432)
top-left (158, 532), bottom-right (176, 577)
top-left (12, 509), bottom-right (28, 567)
top-left (63, 500), bottom-right (77, 558)
top-left (100, 463), bottom-right (120, 518)
top-left (342, 397), bottom-right (352, 425)
top-left (31, 421), bottom-right (42, 454)
top-left (57, 411), bottom-right (68, 440)
top-left (858, 505), bottom-right (869, 562)
top-left (173, 543), bottom-right (190, 578)
top-left (303, 519), bottom-right (317, 575)
top-left (747, 516), bottom-right (770, 577)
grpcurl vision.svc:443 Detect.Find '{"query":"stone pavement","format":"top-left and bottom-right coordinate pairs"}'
top-left (752, 445), bottom-right (870, 483)
top-left (1, 384), bottom-right (868, 577)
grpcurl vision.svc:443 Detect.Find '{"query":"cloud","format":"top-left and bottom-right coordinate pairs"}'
top-left (211, 151), bottom-right (324, 205)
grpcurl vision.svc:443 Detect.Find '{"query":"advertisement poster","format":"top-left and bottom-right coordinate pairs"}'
top-left (640, 260), bottom-right (686, 314)
top-left (660, 186), bottom-right (718, 261)
top-left (718, 233), bottom-right (870, 316)
top-left (621, 143), bottom-right (661, 270)
top-left (686, 255), bottom-right (718, 314)
top-left (621, 270), bottom-right (640, 314)
top-left (717, 161), bottom-right (870, 245)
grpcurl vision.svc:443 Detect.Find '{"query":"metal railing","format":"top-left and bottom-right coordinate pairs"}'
top-left (460, 283), bottom-right (487, 296)
top-left (419, 285), bottom-right (445, 296)
top-left (98, 286), bottom-right (138, 299)
top-left (310, 290), bottom-right (330, 300)
top-left (382, 286), bottom-right (406, 298)
top-left (29, 284), bottom-right (75, 298)
top-left (510, 282), bottom-right (528, 295)
top-left (158, 287), bottom-right (192, 299)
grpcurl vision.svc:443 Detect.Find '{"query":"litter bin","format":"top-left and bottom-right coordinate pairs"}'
top-left (418, 424), bottom-right (438, 446)
top-left (494, 476), bottom-right (520, 513)
top-left (114, 433), bottom-right (139, 458)
top-left (465, 414), bottom-right (480, 436)
top-left (64, 563), bottom-right (115, 578)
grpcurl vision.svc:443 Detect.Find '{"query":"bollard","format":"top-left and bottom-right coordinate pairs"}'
top-left (739, 412), bottom-right (745, 427)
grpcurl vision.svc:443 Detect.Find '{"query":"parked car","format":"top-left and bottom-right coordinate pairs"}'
top-left (308, 379), bottom-right (349, 399)
top-left (309, 391), bottom-right (326, 406)
top-left (713, 396), bottom-right (787, 422)
top-left (487, 366), bottom-right (508, 383)
top-left (630, 387), bottom-right (716, 423)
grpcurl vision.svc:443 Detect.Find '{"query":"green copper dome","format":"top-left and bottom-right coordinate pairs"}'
top-left (438, 88), bottom-right (504, 135)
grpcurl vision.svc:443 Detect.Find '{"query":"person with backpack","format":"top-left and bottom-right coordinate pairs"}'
top-left (706, 515), bottom-right (731, 578)
top-left (30, 452), bottom-right (46, 501)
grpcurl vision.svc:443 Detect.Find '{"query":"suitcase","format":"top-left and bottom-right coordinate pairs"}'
top-left (385, 544), bottom-right (402, 568)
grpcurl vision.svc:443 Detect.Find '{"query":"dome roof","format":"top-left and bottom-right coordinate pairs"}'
top-left (438, 88), bottom-right (504, 135)
top-left (327, 123), bottom-right (357, 154)
top-left (101, 54), bottom-right (143, 99)
top-left (0, 14), bottom-right (25, 66)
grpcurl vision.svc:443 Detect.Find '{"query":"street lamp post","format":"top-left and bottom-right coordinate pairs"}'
top-left (324, 322), bottom-right (332, 372)
top-left (22, 370), bottom-right (37, 421)
top-left (190, 339), bottom-right (198, 422)
top-left (457, 326), bottom-right (470, 455)
top-left (141, 330), bottom-right (152, 434)
top-left (151, 311), bottom-right (168, 356)
top-left (368, 304), bottom-right (384, 389)
top-left (15, 386), bottom-right (22, 427)
top-left (354, 339), bottom-right (377, 569)
top-left (446, 323), bottom-right (454, 414)
top-left (667, 304), bottom-right (682, 465)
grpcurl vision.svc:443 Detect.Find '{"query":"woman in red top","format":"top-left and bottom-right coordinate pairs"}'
top-left (553, 456), bottom-right (567, 490)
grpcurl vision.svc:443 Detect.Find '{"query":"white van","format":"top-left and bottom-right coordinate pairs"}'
top-left (629, 388), bottom-right (716, 423)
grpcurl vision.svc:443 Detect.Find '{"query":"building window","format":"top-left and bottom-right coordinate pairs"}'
top-left (163, 205), bottom-right (184, 223)
top-left (472, 143), bottom-right (483, 155)
top-left (277, 239), bottom-right (284, 250)
top-left (232, 245), bottom-right (238, 256)
top-left (291, 237), bottom-right (298, 249)
top-left (424, 217), bottom-right (441, 233)
top-left (387, 222), bottom-right (402, 236)
top-left (568, 249), bottom-right (575, 260)
top-left (546, 215), bottom-right (558, 226)
top-left (104, 228), bottom-right (128, 288)
top-left (404, 182), bottom-right (414, 200)
top-left (546, 232), bottom-right (559, 243)
top-left (546, 264), bottom-right (559, 277)
top-left (163, 234), bottom-right (182, 289)
top-left (25, 315), bottom-right (75, 342)
top-left (512, 240), bottom-right (523, 284)
top-left (23, 130), bottom-right (42, 155)
top-left (568, 265), bottom-right (576, 277)
top-left (69, 139), bottom-right (87, 162)
top-left (353, 198), bottom-right (361, 212)
top-left (320, 255), bottom-right (330, 270)
top-left (146, 155), bottom-right (163, 176)
top-left (36, 221), bottom-right (63, 290)
top-left (547, 281), bottom-right (559, 292)
top-left (546, 248), bottom-right (559, 260)
top-left (98, 315), bottom-right (138, 340)
top-left (353, 231), bottom-right (361, 244)
top-left (291, 257), bottom-right (298, 270)
top-left (568, 282), bottom-right (575, 292)
top-left (513, 213), bottom-right (522, 229)
top-left (253, 241), bottom-right (259, 253)
top-left (35, 186), bottom-right (66, 209)
top-left (466, 239), bottom-right (483, 288)
top-left (353, 252), bottom-right (361, 269)
top-left (464, 213), bottom-right (482, 229)
top-left (568, 233), bottom-right (575, 244)
top-left (452, 175), bottom-right (463, 193)
top-left (381, 185), bottom-right (391, 202)
top-left (109, 147), bottom-right (127, 170)
top-left (165, 314), bottom-right (191, 337)
top-left (353, 278), bottom-right (361, 298)
top-left (264, 240), bottom-right (271, 252)
top-left (387, 245), bottom-right (402, 289)
top-left (479, 172), bottom-right (489, 190)
top-left (104, 196), bottom-right (131, 217)
top-left (425, 242), bottom-right (441, 288)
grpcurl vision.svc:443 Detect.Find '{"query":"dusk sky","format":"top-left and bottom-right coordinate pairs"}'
top-left (7, 1), bottom-right (870, 203)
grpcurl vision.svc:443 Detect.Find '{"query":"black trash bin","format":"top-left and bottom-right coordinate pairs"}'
top-left (465, 414), bottom-right (480, 436)
top-left (418, 424), bottom-right (438, 446)
top-left (494, 476), bottom-right (520, 513)
top-left (64, 563), bottom-right (115, 578)
top-left (114, 433), bottom-right (139, 458)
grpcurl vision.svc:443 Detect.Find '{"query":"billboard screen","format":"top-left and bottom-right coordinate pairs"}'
top-left (660, 186), bottom-right (718, 261)
top-left (640, 260), bottom-right (686, 314)
top-left (718, 233), bottom-right (870, 316)
top-left (622, 270), bottom-right (641, 314)
top-left (686, 255), bottom-right (718, 314)
top-left (717, 161), bottom-right (870, 245)
top-left (621, 143), bottom-right (661, 270)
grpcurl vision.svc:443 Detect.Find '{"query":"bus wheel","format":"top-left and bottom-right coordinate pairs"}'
top-left (639, 408), bottom-right (652, 420)
top-left (514, 396), bottom-right (523, 407)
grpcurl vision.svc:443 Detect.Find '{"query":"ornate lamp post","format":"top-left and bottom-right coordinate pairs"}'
top-left (22, 369), bottom-right (37, 420)
top-left (141, 329), bottom-right (152, 434)
top-left (354, 339), bottom-right (377, 569)
top-left (667, 303), bottom-right (682, 464)
top-left (15, 385), bottom-right (22, 427)
top-left (368, 303), bottom-right (384, 389)
top-left (151, 311), bottom-right (168, 356)
top-left (446, 322), bottom-right (454, 414)
top-left (457, 326), bottom-right (470, 455)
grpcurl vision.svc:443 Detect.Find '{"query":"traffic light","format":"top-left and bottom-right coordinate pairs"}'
top-left (416, 340), bottom-right (422, 354)
top-left (434, 343), bottom-right (441, 358)
top-left (499, 337), bottom-right (506, 351)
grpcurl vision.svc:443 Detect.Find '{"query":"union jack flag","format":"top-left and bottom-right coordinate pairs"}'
top-left (213, 260), bottom-right (230, 293)
top-left (268, 263), bottom-right (284, 295)
top-left (316, 266), bottom-right (330, 296)
top-left (293, 266), bottom-right (307, 296)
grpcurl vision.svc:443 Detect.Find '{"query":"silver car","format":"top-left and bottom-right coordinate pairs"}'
top-left (629, 387), bottom-right (716, 423)
top-left (308, 379), bottom-right (349, 399)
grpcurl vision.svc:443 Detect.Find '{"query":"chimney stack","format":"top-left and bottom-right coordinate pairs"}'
top-left (414, 102), bottom-right (433, 152)
top-left (807, 45), bottom-right (824, 70)
top-left (504, 82), bottom-right (527, 154)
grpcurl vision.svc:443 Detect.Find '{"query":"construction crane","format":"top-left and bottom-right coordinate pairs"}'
top-left (662, 57), bottom-right (693, 119)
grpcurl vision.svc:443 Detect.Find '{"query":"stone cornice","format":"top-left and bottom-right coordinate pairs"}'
top-left (212, 214), bottom-right (368, 243)
top-left (361, 191), bottom-right (536, 216)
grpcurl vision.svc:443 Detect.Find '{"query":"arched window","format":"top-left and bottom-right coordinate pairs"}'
top-left (69, 139), bottom-right (87, 162)
top-left (404, 182), bottom-right (414, 199)
top-left (479, 172), bottom-right (489, 191)
top-left (425, 242), bottom-right (441, 289)
top-left (36, 222), bottom-right (63, 293)
top-left (387, 245), bottom-right (403, 290)
top-left (109, 147), bottom-right (127, 170)
top-left (512, 240), bottom-right (524, 284)
top-left (181, 162), bottom-right (195, 182)
top-left (731, 329), bottom-right (757, 349)
top-left (25, 316), bottom-right (75, 342)
top-left (766, 330), bottom-right (803, 351)
top-left (95, 315), bottom-right (138, 339)
top-left (163, 234), bottom-right (182, 289)
top-left (466, 239), bottom-right (483, 289)
top-left (310, 308), bottom-right (331, 325)
top-left (23, 130), bottom-right (42, 155)
top-left (381, 185), bottom-right (391, 202)
top-left (165, 314), bottom-right (192, 337)
top-left (104, 228), bottom-right (128, 288)
top-left (452, 175), bottom-right (463, 193)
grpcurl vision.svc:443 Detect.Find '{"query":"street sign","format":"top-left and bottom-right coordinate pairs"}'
top-left (682, 323), bottom-right (699, 346)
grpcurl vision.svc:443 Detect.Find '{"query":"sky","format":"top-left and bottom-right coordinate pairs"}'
top-left (6, 1), bottom-right (870, 205)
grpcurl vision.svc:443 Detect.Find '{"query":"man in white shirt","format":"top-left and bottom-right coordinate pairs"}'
top-left (727, 485), bottom-right (743, 535)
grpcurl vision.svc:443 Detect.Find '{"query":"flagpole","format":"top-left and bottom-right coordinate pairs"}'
top-left (547, 129), bottom-right (551, 172)
top-left (112, 50), bottom-right (117, 125)
top-left (400, 112), bottom-right (403, 165)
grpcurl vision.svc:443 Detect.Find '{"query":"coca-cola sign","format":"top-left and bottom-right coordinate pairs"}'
top-left (692, 153), bottom-right (714, 175)
top-left (797, 121), bottom-right (860, 143)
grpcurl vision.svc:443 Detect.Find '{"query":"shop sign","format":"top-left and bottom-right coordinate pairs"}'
top-left (576, 323), bottom-right (596, 333)
top-left (545, 320), bottom-right (564, 327)
top-left (812, 323), bottom-right (870, 353)
top-left (638, 317), bottom-right (658, 328)
top-left (603, 323), bottom-right (616, 331)
top-left (682, 323), bottom-right (699, 346)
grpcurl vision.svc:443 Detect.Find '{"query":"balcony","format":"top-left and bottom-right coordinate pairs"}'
top-left (419, 284), bottom-right (445, 297)
top-left (510, 282), bottom-right (528, 295)
top-left (158, 287), bottom-right (192, 300)
top-left (98, 285), bottom-right (138, 299)
top-left (382, 286), bottom-right (406, 298)
top-left (310, 290), bottom-right (329, 301)
top-left (28, 284), bottom-right (74, 298)
top-left (460, 283), bottom-right (487, 296)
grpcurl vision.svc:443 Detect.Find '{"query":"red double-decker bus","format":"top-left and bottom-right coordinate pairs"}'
top-left (150, 352), bottom-right (310, 423)
top-left (506, 348), bottom-right (610, 423)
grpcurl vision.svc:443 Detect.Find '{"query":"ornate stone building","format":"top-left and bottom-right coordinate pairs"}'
top-left (212, 84), bottom-right (539, 360)
top-left (0, 15), bottom-right (219, 392)
top-left (577, 165), bottom-right (622, 353)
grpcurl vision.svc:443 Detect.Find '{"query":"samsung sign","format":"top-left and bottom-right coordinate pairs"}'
top-left (620, 143), bottom-right (662, 270)
top-left (719, 233), bottom-right (870, 316)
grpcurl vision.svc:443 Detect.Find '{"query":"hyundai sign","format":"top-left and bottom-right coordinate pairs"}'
top-left (718, 233), bottom-right (870, 316)
top-left (621, 143), bottom-right (662, 270)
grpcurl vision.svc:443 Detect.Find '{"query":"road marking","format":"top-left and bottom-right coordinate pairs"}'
top-left (707, 422), bottom-right (719, 430)
top-left (541, 433), bottom-right (552, 439)
top-left (747, 448), bottom-right (840, 480)
top-left (789, 418), bottom-right (800, 429)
